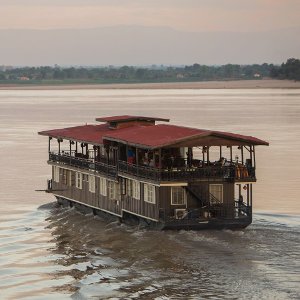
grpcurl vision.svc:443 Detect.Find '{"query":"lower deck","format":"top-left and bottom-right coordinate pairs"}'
top-left (50, 163), bottom-right (253, 230)
top-left (56, 196), bottom-right (251, 230)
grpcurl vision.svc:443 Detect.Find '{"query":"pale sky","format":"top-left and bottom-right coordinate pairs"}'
top-left (0, 0), bottom-right (299, 32)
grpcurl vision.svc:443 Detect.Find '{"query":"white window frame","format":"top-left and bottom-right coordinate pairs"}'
top-left (106, 180), bottom-right (120, 200)
top-left (171, 187), bottom-right (186, 205)
top-left (75, 172), bottom-right (82, 189)
top-left (132, 180), bottom-right (140, 200)
top-left (107, 180), bottom-right (115, 200)
top-left (209, 184), bottom-right (223, 203)
top-left (89, 175), bottom-right (95, 193)
top-left (53, 166), bottom-right (60, 183)
top-left (144, 183), bottom-right (156, 204)
top-left (61, 168), bottom-right (68, 185)
top-left (126, 179), bottom-right (133, 197)
top-left (99, 177), bottom-right (107, 196)
top-left (67, 170), bottom-right (72, 186)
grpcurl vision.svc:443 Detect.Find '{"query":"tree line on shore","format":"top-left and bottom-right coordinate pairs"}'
top-left (0, 58), bottom-right (299, 83)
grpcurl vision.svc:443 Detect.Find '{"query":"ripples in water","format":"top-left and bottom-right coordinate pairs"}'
top-left (0, 203), bottom-right (299, 299)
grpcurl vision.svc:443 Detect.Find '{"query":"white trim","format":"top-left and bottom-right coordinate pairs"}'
top-left (107, 179), bottom-right (118, 200)
top-left (118, 173), bottom-right (160, 186)
top-left (53, 166), bottom-right (60, 183)
top-left (209, 184), bottom-right (223, 203)
top-left (99, 177), bottom-right (107, 196)
top-left (53, 194), bottom-right (122, 217)
top-left (68, 170), bottom-right (72, 186)
top-left (75, 172), bottom-right (82, 189)
top-left (89, 175), bottom-right (95, 193)
top-left (49, 161), bottom-right (91, 175)
top-left (160, 182), bottom-right (188, 187)
top-left (144, 183), bottom-right (156, 204)
top-left (132, 180), bottom-right (140, 200)
top-left (122, 209), bottom-right (158, 222)
top-left (171, 186), bottom-right (187, 205)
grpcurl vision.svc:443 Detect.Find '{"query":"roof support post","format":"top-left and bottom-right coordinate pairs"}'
top-left (253, 146), bottom-right (256, 169)
top-left (241, 146), bottom-right (244, 164)
top-left (135, 147), bottom-right (139, 177)
top-left (230, 146), bottom-right (233, 163)
top-left (126, 144), bottom-right (129, 171)
top-left (93, 145), bottom-right (97, 163)
top-left (48, 137), bottom-right (52, 153)
top-left (250, 184), bottom-right (253, 207)
top-left (58, 139), bottom-right (61, 155)
top-left (219, 146), bottom-right (222, 160)
top-left (247, 184), bottom-right (250, 207)
top-left (117, 144), bottom-right (120, 167)
top-left (69, 140), bottom-right (72, 164)
top-left (75, 142), bottom-right (78, 154)
top-left (158, 148), bottom-right (162, 181)
top-left (207, 146), bottom-right (210, 166)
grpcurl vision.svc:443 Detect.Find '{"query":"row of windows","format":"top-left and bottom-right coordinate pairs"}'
top-left (53, 167), bottom-right (223, 205)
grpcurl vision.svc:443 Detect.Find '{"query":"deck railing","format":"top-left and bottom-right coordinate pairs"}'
top-left (48, 152), bottom-right (255, 182)
top-left (49, 152), bottom-right (117, 178)
top-left (118, 160), bottom-right (255, 182)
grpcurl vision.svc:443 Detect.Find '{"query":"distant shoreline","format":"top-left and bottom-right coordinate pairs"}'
top-left (0, 79), bottom-right (300, 90)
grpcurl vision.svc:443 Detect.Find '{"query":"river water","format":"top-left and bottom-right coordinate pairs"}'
top-left (0, 89), bottom-right (299, 299)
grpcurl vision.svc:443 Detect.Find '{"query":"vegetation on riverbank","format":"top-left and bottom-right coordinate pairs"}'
top-left (0, 58), bottom-right (299, 85)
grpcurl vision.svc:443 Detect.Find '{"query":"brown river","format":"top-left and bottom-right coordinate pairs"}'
top-left (0, 89), bottom-right (299, 299)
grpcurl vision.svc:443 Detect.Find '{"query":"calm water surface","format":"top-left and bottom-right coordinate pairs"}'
top-left (0, 89), bottom-right (299, 299)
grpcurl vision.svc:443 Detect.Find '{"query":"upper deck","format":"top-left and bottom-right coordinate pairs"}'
top-left (39, 115), bottom-right (268, 183)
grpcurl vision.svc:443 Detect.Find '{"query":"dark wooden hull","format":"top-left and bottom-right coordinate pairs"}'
top-left (56, 196), bottom-right (251, 230)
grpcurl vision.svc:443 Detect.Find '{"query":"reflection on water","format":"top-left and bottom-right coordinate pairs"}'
top-left (1, 203), bottom-right (299, 299)
top-left (0, 89), bottom-right (300, 298)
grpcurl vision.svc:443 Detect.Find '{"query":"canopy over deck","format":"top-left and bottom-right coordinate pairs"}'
top-left (38, 123), bottom-right (110, 145)
top-left (38, 116), bottom-right (269, 148)
top-left (103, 124), bottom-right (269, 148)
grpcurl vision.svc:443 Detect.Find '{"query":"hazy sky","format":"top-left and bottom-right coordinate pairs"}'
top-left (1, 0), bottom-right (299, 32)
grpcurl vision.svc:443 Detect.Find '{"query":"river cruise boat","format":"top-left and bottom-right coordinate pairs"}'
top-left (39, 115), bottom-right (268, 230)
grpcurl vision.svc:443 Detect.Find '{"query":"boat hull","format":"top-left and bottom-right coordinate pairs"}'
top-left (56, 196), bottom-right (251, 230)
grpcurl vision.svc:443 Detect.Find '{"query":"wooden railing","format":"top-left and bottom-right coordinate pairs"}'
top-left (49, 152), bottom-right (117, 178)
top-left (48, 152), bottom-right (256, 182)
top-left (118, 160), bottom-right (255, 182)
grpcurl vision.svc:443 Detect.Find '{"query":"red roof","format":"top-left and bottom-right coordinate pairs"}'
top-left (39, 124), bottom-right (111, 145)
top-left (104, 124), bottom-right (206, 148)
top-left (103, 124), bottom-right (269, 148)
top-left (39, 118), bottom-right (269, 148)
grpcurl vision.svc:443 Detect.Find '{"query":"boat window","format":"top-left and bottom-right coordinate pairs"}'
top-left (53, 166), bottom-right (60, 183)
top-left (171, 187), bottom-right (186, 205)
top-left (75, 172), bottom-right (82, 189)
top-left (144, 183), bottom-right (156, 204)
top-left (67, 170), bottom-right (72, 187)
top-left (132, 180), bottom-right (140, 200)
top-left (99, 177), bottom-right (107, 196)
top-left (89, 175), bottom-right (95, 193)
top-left (107, 180), bottom-right (115, 200)
top-left (107, 180), bottom-right (120, 200)
top-left (62, 168), bottom-right (68, 185)
top-left (126, 179), bottom-right (133, 197)
top-left (209, 184), bottom-right (223, 204)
